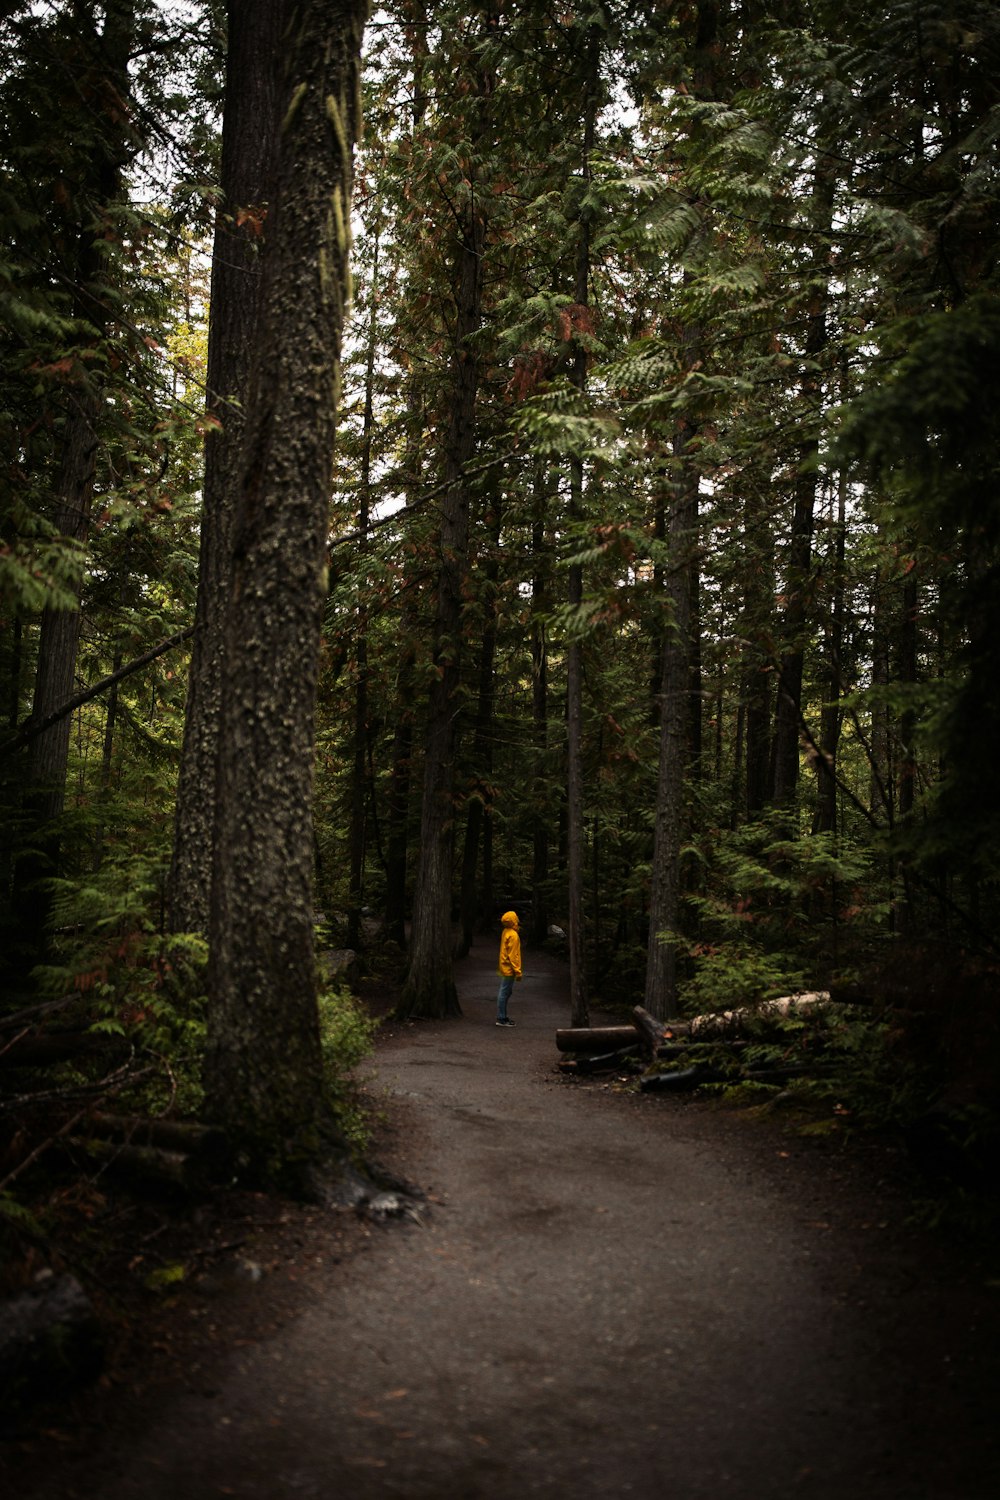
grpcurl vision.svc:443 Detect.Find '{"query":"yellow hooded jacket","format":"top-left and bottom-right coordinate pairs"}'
top-left (497, 910), bottom-right (522, 979)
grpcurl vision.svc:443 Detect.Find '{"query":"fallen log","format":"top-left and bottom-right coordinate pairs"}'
top-left (631, 1006), bottom-right (675, 1058)
top-left (660, 1038), bottom-right (752, 1059)
top-left (555, 1026), bottom-right (639, 1054)
top-left (0, 995), bottom-right (78, 1033)
top-left (567, 1046), bottom-right (640, 1076)
top-left (743, 1061), bottom-right (836, 1085)
top-left (640, 1065), bottom-right (724, 1092)
top-left (0, 1031), bottom-right (123, 1069)
top-left (686, 992), bottom-right (831, 1038)
top-left (640, 1058), bottom-right (835, 1093)
top-left (68, 1138), bottom-right (208, 1195)
top-left (83, 1113), bottom-right (231, 1174)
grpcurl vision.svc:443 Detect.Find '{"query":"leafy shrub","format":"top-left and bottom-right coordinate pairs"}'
top-left (679, 942), bottom-right (807, 1016)
top-left (315, 979), bottom-right (380, 1153)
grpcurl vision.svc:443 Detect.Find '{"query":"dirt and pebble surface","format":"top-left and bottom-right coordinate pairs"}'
top-left (4, 938), bottom-right (1000, 1499)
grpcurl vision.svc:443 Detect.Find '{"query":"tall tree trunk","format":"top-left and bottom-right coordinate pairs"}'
top-left (4, 618), bottom-right (21, 735)
top-left (869, 564), bottom-right (893, 823)
top-left (455, 523), bottom-right (499, 959)
top-left (529, 470), bottom-right (551, 946)
top-left (382, 0), bottom-right (434, 954)
top-left (643, 441), bottom-right (698, 1021)
top-left (896, 576), bottom-right (919, 823)
top-left (92, 648), bottom-right (122, 873)
top-left (895, 572), bottom-right (919, 929)
top-left (381, 406), bottom-right (427, 950)
top-left (742, 498), bottom-right (774, 820)
top-left (398, 10), bottom-right (493, 1019)
top-left (169, 0), bottom-right (285, 934)
top-left (687, 556), bottom-right (703, 770)
top-left (566, 28), bottom-right (599, 1030)
top-left (26, 398), bottom-right (100, 827)
top-left (648, 462), bottom-right (667, 724)
top-left (346, 222), bottom-right (382, 952)
top-left (382, 394), bottom-right (426, 948)
top-left (565, 567), bottom-right (587, 1026)
top-left (642, 0), bottom-right (717, 1019)
top-left (770, 473), bottom-right (817, 809)
top-left (384, 690), bottom-right (415, 947)
top-left (398, 217), bottom-right (484, 1017)
top-left (770, 156), bottom-right (835, 811)
top-left (16, 1), bottom-right (135, 957)
top-left (204, 0), bottom-right (367, 1189)
top-left (812, 471), bottom-right (847, 836)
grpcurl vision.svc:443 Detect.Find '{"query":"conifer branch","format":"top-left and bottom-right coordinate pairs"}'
top-left (1, 625), bottom-right (196, 759)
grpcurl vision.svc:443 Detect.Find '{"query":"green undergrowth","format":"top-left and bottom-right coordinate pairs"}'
top-left (31, 853), bottom-right (209, 1116)
top-left (649, 997), bottom-right (1000, 1235)
top-left (316, 972), bottom-right (381, 1155)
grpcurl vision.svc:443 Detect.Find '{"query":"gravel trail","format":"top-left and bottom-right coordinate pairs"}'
top-left (9, 937), bottom-right (998, 1499)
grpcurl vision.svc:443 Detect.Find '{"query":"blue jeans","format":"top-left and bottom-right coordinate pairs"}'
top-left (496, 974), bottom-right (515, 1021)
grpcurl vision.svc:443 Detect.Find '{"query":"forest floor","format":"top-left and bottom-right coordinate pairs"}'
top-left (5, 936), bottom-right (1000, 1499)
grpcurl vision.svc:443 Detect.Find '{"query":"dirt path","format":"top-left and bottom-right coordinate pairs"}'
top-left (9, 939), bottom-right (1000, 1498)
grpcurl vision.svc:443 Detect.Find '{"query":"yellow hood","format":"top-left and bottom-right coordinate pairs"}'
top-left (501, 910), bottom-right (519, 929)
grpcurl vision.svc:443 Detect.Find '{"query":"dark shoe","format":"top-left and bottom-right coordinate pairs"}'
top-left (500, 1018), bottom-right (516, 1027)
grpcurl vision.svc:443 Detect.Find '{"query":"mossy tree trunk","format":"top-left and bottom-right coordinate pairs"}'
top-left (169, 0), bottom-right (285, 935)
top-left (203, 0), bottom-right (369, 1191)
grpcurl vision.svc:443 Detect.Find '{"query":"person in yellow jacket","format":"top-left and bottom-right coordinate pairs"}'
top-left (495, 910), bottom-right (522, 1027)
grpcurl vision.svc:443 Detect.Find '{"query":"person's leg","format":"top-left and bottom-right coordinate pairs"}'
top-left (496, 974), bottom-right (514, 1023)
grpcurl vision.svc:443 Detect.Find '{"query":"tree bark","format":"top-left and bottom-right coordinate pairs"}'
top-left (643, 443), bottom-right (698, 1021)
top-left (381, 408), bottom-right (424, 950)
top-left (382, 0), bottom-right (432, 951)
top-left (347, 222), bottom-right (381, 951)
top-left (383, 702), bottom-right (415, 948)
top-left (398, 225), bottom-right (482, 1016)
top-left (91, 647), bottom-right (121, 872)
top-left (555, 1025), bottom-right (641, 1054)
top-left (770, 154), bottom-right (834, 812)
top-left (203, 0), bottom-right (368, 1189)
top-left (529, 469), bottom-right (551, 946)
top-left (456, 523), bottom-right (499, 959)
top-left (565, 26), bottom-right (600, 1030)
top-left (169, 0), bottom-right (286, 935)
top-left (742, 501), bottom-right (774, 819)
top-left (813, 469), bottom-right (848, 835)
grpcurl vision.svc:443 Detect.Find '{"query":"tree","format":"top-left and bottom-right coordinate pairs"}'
top-left (202, 0), bottom-right (369, 1190)
top-left (0, 1), bottom-right (214, 986)
top-left (398, 3), bottom-right (496, 1019)
top-left (10, 2), bottom-right (138, 957)
top-left (169, 0), bottom-right (286, 936)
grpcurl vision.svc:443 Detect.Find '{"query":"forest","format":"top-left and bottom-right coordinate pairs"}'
top-left (1, 0), bottom-right (999, 1222)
